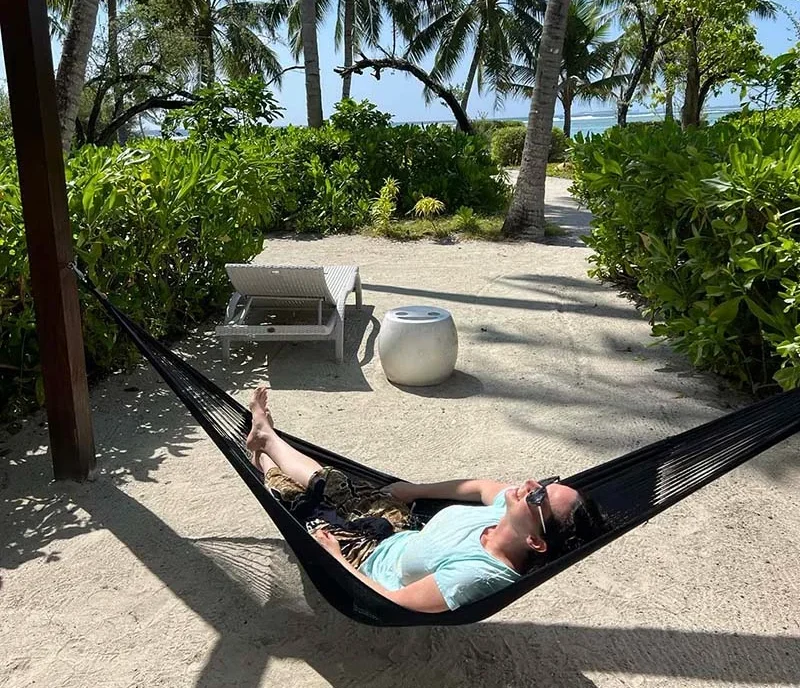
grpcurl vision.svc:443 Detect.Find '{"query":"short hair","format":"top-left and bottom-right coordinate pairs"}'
top-left (544, 490), bottom-right (606, 559)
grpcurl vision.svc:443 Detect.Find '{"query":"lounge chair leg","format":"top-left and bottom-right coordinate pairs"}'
top-left (222, 339), bottom-right (230, 363)
top-left (335, 325), bottom-right (344, 363)
top-left (355, 274), bottom-right (363, 310)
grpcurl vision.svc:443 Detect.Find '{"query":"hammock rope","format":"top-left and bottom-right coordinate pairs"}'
top-left (72, 264), bottom-right (800, 627)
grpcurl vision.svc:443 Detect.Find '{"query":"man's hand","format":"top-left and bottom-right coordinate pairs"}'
top-left (383, 481), bottom-right (420, 503)
top-left (312, 528), bottom-right (342, 557)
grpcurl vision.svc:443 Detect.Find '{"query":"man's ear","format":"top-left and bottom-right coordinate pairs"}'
top-left (526, 533), bottom-right (548, 554)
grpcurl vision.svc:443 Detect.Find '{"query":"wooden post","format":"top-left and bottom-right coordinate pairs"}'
top-left (0, 0), bottom-right (96, 480)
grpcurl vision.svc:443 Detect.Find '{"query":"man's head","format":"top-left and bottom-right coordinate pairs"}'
top-left (502, 478), bottom-right (606, 563)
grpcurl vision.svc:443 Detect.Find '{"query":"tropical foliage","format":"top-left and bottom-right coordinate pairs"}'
top-left (572, 110), bottom-right (800, 391)
top-left (401, 0), bottom-right (543, 113)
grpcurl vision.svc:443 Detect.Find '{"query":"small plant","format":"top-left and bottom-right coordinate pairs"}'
top-left (411, 196), bottom-right (446, 237)
top-left (370, 177), bottom-right (400, 231)
top-left (453, 206), bottom-right (480, 233)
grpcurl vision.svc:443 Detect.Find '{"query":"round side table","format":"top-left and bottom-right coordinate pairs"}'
top-left (378, 306), bottom-right (458, 386)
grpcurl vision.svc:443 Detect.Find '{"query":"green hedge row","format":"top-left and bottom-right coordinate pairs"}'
top-left (571, 109), bottom-right (800, 392)
top-left (0, 101), bottom-right (508, 417)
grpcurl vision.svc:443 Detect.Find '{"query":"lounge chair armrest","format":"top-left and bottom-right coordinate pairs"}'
top-left (225, 292), bottom-right (245, 323)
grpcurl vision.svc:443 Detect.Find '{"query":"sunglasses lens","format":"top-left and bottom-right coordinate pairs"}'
top-left (526, 487), bottom-right (546, 505)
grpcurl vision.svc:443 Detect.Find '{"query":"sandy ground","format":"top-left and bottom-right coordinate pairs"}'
top-left (2, 178), bottom-right (799, 688)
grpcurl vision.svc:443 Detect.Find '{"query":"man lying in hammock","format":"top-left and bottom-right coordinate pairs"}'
top-left (247, 386), bottom-right (605, 613)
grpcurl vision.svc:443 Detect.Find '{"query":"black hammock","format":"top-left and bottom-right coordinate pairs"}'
top-left (76, 269), bottom-right (800, 627)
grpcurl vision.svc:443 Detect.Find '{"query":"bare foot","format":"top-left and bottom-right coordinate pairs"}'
top-left (246, 385), bottom-right (275, 458)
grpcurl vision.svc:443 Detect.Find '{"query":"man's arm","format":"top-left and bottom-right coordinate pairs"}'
top-left (313, 530), bottom-right (449, 612)
top-left (388, 479), bottom-right (511, 506)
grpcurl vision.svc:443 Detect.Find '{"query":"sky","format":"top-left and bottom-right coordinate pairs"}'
top-left (268, 8), bottom-right (798, 124)
top-left (1, 4), bottom-right (797, 125)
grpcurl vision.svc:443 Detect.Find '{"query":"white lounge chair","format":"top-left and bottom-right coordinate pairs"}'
top-left (215, 264), bottom-right (363, 363)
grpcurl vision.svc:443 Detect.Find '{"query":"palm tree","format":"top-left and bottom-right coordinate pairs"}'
top-left (55, 0), bottom-right (101, 152)
top-left (404, 0), bottom-right (544, 114)
top-left (299, 0), bottom-right (324, 126)
top-left (502, 0), bottom-right (571, 238)
top-left (188, 0), bottom-right (285, 86)
top-left (501, 0), bottom-right (622, 137)
top-left (337, 0), bottom-right (385, 99)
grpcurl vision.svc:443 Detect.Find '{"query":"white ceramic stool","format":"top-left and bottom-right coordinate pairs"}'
top-left (379, 306), bottom-right (458, 386)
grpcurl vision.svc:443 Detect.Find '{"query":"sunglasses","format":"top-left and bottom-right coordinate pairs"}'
top-left (525, 476), bottom-right (561, 535)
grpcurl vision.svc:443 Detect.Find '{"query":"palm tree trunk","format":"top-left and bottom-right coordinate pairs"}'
top-left (561, 84), bottom-right (573, 138)
top-left (664, 85), bottom-right (674, 120)
top-left (341, 0), bottom-right (354, 100)
top-left (108, 0), bottom-right (119, 92)
top-left (54, 0), bottom-right (101, 152)
top-left (460, 31), bottom-right (483, 112)
top-left (301, 0), bottom-right (324, 127)
top-left (502, 0), bottom-right (570, 238)
top-left (198, 0), bottom-right (215, 86)
top-left (681, 22), bottom-right (701, 128)
top-left (107, 0), bottom-right (127, 143)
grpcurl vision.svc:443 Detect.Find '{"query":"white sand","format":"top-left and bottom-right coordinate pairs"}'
top-left (2, 178), bottom-right (799, 687)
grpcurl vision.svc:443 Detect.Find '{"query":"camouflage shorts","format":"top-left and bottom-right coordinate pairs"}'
top-left (265, 466), bottom-right (414, 568)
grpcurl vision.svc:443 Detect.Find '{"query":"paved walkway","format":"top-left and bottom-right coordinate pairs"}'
top-left (1, 179), bottom-right (798, 687)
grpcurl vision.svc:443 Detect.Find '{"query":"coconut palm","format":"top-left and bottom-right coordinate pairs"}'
top-left (501, 0), bottom-right (623, 137)
top-left (186, 0), bottom-right (285, 86)
top-left (336, 0), bottom-right (386, 99)
top-left (403, 0), bottom-right (544, 113)
top-left (55, 0), bottom-right (102, 151)
top-left (502, 0), bottom-right (570, 238)
top-left (276, 0), bottom-right (327, 125)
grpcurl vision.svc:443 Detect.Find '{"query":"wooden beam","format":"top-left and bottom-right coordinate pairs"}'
top-left (0, 0), bottom-right (96, 480)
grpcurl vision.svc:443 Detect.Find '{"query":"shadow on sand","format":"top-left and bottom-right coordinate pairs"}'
top-left (52, 480), bottom-right (800, 687)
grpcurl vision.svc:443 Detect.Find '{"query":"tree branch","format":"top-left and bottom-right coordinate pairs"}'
top-left (336, 55), bottom-right (473, 134)
top-left (96, 96), bottom-right (194, 146)
top-left (266, 64), bottom-right (304, 86)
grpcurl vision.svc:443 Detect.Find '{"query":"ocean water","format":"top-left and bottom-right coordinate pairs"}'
top-left (503, 104), bottom-right (742, 136)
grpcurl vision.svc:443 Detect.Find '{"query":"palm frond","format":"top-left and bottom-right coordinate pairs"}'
top-left (430, 6), bottom-right (479, 82)
top-left (220, 22), bottom-right (284, 81)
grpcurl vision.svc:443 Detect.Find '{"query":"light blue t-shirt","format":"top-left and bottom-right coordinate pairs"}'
top-left (359, 490), bottom-right (521, 610)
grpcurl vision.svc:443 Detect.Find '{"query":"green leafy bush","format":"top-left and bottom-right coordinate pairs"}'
top-left (453, 206), bottom-right (480, 232)
top-left (162, 76), bottom-right (284, 140)
top-left (1, 137), bottom-right (267, 417)
top-left (491, 126), bottom-right (527, 166)
top-left (490, 124), bottom-right (573, 166)
top-left (571, 112), bottom-right (800, 391)
top-left (472, 118), bottom-right (525, 143)
top-left (370, 177), bottom-right (400, 231)
top-left (549, 127), bottom-right (570, 163)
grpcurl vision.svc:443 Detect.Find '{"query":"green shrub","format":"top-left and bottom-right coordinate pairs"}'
top-left (571, 110), bottom-right (800, 391)
top-left (490, 125), bottom-right (573, 166)
top-left (370, 177), bottom-right (400, 231)
top-left (1, 137), bottom-right (266, 417)
top-left (472, 118), bottom-right (525, 145)
top-left (549, 127), bottom-right (570, 163)
top-left (491, 126), bottom-right (527, 166)
top-left (162, 76), bottom-right (283, 140)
